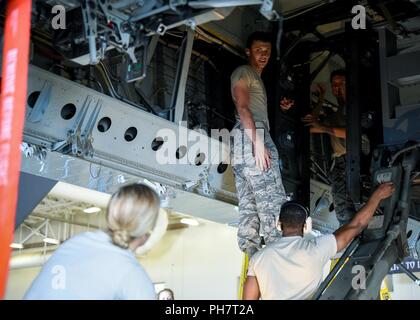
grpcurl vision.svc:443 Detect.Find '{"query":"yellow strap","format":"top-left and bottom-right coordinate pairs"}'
top-left (330, 258), bottom-right (340, 271)
top-left (380, 279), bottom-right (391, 300)
top-left (238, 253), bottom-right (249, 300)
top-left (326, 257), bottom-right (350, 289)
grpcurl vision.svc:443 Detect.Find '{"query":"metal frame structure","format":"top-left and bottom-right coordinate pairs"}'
top-left (310, 17), bottom-right (420, 301)
top-left (314, 148), bottom-right (419, 299)
top-left (69, 0), bottom-right (279, 69)
top-left (345, 23), bottom-right (362, 204)
top-left (171, 27), bottom-right (196, 123)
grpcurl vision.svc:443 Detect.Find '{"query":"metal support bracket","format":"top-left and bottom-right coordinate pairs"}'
top-left (20, 143), bottom-right (47, 162)
top-left (97, 1), bottom-right (131, 50)
top-left (171, 27), bottom-right (195, 123)
top-left (146, 34), bottom-right (160, 66)
top-left (81, 99), bottom-right (102, 158)
top-left (52, 95), bottom-right (102, 158)
top-left (81, 0), bottom-right (99, 64)
top-left (182, 168), bottom-right (214, 196)
top-left (28, 81), bottom-right (52, 123)
top-left (345, 23), bottom-right (362, 204)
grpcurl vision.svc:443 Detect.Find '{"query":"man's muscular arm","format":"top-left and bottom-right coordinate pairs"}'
top-left (233, 79), bottom-right (271, 171)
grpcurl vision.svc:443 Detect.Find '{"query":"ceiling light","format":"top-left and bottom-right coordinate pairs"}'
top-left (10, 243), bottom-right (24, 249)
top-left (83, 207), bottom-right (101, 214)
top-left (180, 218), bottom-right (199, 226)
top-left (43, 238), bottom-right (60, 245)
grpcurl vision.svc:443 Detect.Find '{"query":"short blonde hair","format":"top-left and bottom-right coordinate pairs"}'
top-left (106, 184), bottom-right (160, 249)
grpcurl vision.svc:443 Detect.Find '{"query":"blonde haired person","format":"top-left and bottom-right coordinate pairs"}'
top-left (158, 288), bottom-right (175, 300)
top-left (24, 184), bottom-right (161, 300)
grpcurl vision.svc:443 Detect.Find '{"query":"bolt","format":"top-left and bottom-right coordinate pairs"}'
top-left (157, 24), bottom-right (166, 35)
top-left (186, 19), bottom-right (196, 30)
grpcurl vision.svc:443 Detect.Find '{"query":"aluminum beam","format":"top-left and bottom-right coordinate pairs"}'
top-left (171, 28), bottom-right (195, 124)
top-left (23, 65), bottom-right (236, 208)
top-left (345, 23), bottom-right (362, 204)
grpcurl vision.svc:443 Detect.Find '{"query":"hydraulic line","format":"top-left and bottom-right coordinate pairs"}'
top-left (96, 61), bottom-right (157, 115)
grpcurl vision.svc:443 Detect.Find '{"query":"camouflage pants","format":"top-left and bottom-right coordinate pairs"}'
top-left (231, 127), bottom-right (287, 256)
top-left (330, 155), bottom-right (356, 226)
